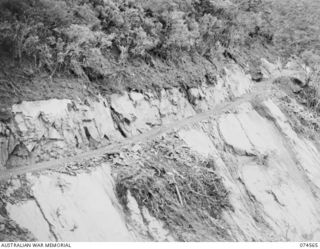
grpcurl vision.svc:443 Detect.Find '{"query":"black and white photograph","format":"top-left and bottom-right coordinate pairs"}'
top-left (0, 0), bottom-right (319, 247)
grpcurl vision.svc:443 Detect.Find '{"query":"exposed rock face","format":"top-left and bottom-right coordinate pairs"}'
top-left (261, 57), bottom-right (311, 86)
top-left (2, 61), bottom-right (320, 241)
top-left (110, 91), bottom-right (162, 137)
top-left (6, 167), bottom-right (133, 241)
top-left (5, 164), bottom-right (172, 242)
top-left (172, 100), bottom-right (320, 241)
top-left (0, 123), bottom-right (17, 170)
top-left (224, 65), bottom-right (253, 97)
top-left (261, 58), bottom-right (282, 79)
top-left (216, 102), bottom-right (320, 241)
top-left (0, 64), bottom-right (251, 169)
top-left (188, 64), bottom-right (252, 112)
top-left (1, 97), bottom-right (122, 168)
top-left (284, 59), bottom-right (311, 86)
top-left (12, 97), bottom-right (121, 146)
top-left (3, 96), bottom-right (320, 241)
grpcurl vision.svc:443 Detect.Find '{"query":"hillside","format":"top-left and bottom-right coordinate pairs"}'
top-left (1, 0), bottom-right (320, 243)
top-left (0, 0), bottom-right (317, 104)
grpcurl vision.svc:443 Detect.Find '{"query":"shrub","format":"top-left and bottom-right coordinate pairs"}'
top-left (1, 0), bottom-right (319, 84)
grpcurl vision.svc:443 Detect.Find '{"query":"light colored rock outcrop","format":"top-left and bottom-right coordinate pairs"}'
top-left (0, 64), bottom-right (253, 169)
top-left (5, 163), bottom-right (173, 242)
top-left (7, 165), bottom-right (135, 242)
top-left (188, 64), bottom-right (252, 112)
top-left (4, 60), bottom-right (320, 242)
top-left (284, 59), bottom-right (311, 86)
top-left (5, 97), bottom-right (320, 241)
top-left (224, 64), bottom-right (252, 98)
top-left (159, 88), bottom-right (196, 124)
top-left (179, 102), bottom-right (320, 241)
top-left (260, 58), bottom-right (311, 86)
top-left (1, 97), bottom-right (122, 168)
top-left (12, 97), bottom-right (121, 147)
top-left (261, 58), bottom-right (282, 79)
top-left (110, 92), bottom-right (161, 137)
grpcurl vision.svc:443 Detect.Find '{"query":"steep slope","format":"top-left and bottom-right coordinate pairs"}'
top-left (0, 61), bottom-right (320, 241)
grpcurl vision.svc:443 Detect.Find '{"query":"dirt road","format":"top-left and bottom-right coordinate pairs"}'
top-left (0, 81), bottom-right (278, 181)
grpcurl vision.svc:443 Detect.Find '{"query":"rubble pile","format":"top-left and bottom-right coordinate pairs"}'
top-left (112, 133), bottom-right (232, 241)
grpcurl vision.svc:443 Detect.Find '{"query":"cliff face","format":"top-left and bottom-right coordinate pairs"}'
top-left (1, 61), bottom-right (320, 242)
top-left (0, 63), bottom-right (252, 171)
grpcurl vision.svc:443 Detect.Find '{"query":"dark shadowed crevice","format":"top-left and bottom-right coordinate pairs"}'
top-left (110, 106), bottom-right (128, 138)
top-left (83, 126), bottom-right (92, 142)
top-left (32, 197), bottom-right (58, 242)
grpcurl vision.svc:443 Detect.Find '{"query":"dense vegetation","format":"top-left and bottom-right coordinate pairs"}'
top-left (0, 0), bottom-right (260, 69)
top-left (0, 0), bottom-right (320, 95)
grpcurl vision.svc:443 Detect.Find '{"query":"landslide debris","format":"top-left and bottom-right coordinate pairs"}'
top-left (112, 133), bottom-right (232, 241)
